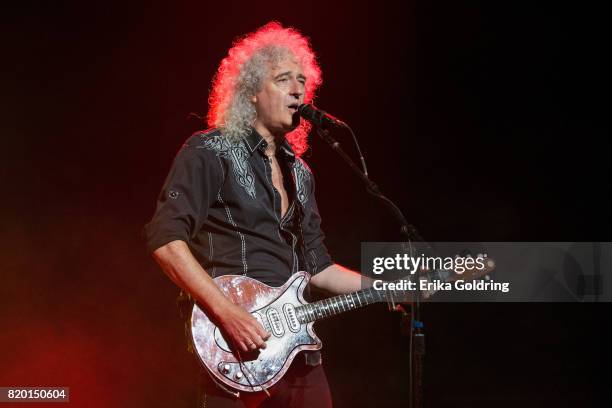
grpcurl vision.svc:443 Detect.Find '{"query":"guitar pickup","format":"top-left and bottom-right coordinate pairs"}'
top-left (283, 304), bottom-right (300, 333)
top-left (252, 312), bottom-right (271, 333)
top-left (266, 308), bottom-right (285, 337)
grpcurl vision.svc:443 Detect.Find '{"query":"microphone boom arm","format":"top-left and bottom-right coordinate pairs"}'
top-left (315, 127), bottom-right (423, 242)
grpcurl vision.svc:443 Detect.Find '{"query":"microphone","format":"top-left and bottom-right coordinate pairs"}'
top-left (297, 103), bottom-right (347, 128)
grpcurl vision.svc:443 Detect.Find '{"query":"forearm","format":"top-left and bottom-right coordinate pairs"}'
top-left (310, 263), bottom-right (372, 294)
top-left (152, 240), bottom-right (231, 320)
top-left (153, 240), bottom-right (271, 351)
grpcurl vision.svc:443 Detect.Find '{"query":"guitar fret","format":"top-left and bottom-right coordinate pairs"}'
top-left (296, 286), bottom-right (392, 324)
top-left (364, 288), bottom-right (373, 303)
top-left (370, 288), bottom-right (379, 303)
top-left (364, 289), bottom-right (373, 304)
top-left (355, 291), bottom-right (363, 307)
top-left (376, 287), bottom-right (385, 302)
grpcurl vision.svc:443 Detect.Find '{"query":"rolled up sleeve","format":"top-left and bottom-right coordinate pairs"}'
top-left (144, 140), bottom-right (222, 253)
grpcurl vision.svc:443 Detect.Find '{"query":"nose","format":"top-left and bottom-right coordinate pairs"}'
top-left (289, 79), bottom-right (303, 100)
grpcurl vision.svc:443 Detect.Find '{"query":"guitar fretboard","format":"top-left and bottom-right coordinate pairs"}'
top-left (295, 268), bottom-right (456, 323)
top-left (295, 286), bottom-right (384, 323)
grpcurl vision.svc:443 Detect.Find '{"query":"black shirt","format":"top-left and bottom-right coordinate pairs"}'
top-left (144, 128), bottom-right (333, 287)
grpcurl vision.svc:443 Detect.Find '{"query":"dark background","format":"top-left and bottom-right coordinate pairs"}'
top-left (2, 1), bottom-right (610, 407)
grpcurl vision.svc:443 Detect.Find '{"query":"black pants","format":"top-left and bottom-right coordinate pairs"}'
top-left (197, 357), bottom-right (332, 408)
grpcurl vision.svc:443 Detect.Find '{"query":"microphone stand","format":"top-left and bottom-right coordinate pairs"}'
top-left (316, 127), bottom-right (425, 408)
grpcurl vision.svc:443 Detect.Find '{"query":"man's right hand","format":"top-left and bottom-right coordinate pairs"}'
top-left (151, 241), bottom-right (271, 353)
top-left (216, 302), bottom-right (271, 353)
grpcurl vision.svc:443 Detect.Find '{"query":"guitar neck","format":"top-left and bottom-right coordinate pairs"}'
top-left (296, 268), bottom-right (457, 323)
top-left (295, 287), bottom-right (382, 323)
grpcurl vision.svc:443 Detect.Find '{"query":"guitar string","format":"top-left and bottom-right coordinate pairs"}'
top-left (211, 262), bottom-right (492, 397)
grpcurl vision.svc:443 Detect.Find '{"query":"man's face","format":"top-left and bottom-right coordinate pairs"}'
top-left (252, 58), bottom-right (306, 137)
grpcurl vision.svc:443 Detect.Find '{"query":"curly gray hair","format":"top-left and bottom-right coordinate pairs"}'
top-left (207, 22), bottom-right (322, 156)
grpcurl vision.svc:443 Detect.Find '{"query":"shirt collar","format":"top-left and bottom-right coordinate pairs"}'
top-left (279, 138), bottom-right (296, 163)
top-left (242, 128), bottom-right (296, 163)
top-left (243, 128), bottom-right (267, 153)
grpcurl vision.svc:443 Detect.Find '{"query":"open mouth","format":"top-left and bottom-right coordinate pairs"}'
top-left (288, 103), bottom-right (299, 113)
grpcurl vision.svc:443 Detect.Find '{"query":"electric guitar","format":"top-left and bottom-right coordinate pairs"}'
top-left (190, 261), bottom-right (494, 393)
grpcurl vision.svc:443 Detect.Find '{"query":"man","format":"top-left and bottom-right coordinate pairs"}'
top-left (145, 22), bottom-right (363, 407)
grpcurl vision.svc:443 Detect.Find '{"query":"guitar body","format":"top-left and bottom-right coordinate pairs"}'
top-left (190, 271), bottom-right (321, 393)
top-left (190, 259), bottom-right (494, 393)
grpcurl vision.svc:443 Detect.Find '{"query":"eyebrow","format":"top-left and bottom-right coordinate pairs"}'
top-left (274, 71), bottom-right (307, 81)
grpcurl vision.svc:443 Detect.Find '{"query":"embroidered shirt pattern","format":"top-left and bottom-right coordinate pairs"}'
top-left (294, 158), bottom-right (311, 205)
top-left (199, 134), bottom-right (257, 199)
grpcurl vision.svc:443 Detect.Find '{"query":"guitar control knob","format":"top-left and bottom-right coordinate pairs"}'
top-left (235, 372), bottom-right (243, 380)
top-left (222, 364), bottom-right (230, 374)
